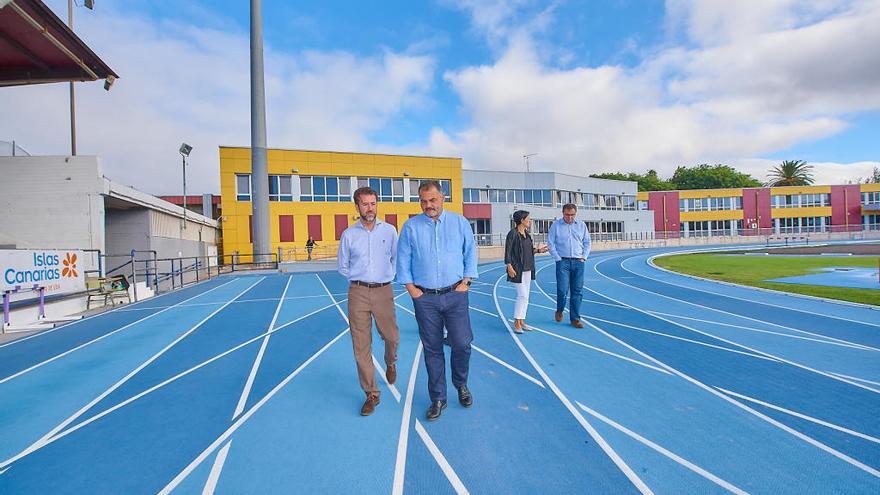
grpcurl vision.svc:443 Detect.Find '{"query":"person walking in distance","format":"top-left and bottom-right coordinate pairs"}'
top-left (397, 180), bottom-right (478, 421)
top-left (505, 210), bottom-right (548, 333)
top-left (547, 204), bottom-right (592, 328)
top-left (306, 236), bottom-right (317, 261)
top-left (337, 187), bottom-right (400, 416)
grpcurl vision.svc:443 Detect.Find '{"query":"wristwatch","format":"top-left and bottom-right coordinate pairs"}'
top-left (464, 279), bottom-right (472, 287)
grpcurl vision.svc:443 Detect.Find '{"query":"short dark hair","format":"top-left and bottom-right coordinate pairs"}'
top-left (562, 203), bottom-right (577, 212)
top-left (513, 210), bottom-right (530, 225)
top-left (417, 180), bottom-right (443, 194)
top-left (353, 187), bottom-right (378, 204)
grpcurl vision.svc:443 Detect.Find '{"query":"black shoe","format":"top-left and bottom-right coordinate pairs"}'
top-left (457, 385), bottom-right (473, 408)
top-left (426, 400), bottom-right (447, 421)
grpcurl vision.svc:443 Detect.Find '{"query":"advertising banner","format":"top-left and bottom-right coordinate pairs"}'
top-left (1, 250), bottom-right (87, 295)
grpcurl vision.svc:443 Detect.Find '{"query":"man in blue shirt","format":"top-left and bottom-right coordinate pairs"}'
top-left (338, 187), bottom-right (400, 416)
top-left (547, 203), bottom-right (592, 328)
top-left (397, 180), bottom-right (478, 421)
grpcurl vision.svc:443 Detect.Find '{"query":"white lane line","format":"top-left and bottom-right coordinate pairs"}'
top-left (575, 401), bottom-right (749, 495)
top-left (201, 441), bottom-right (232, 495)
top-left (415, 420), bottom-right (470, 494)
top-left (469, 305), bottom-right (499, 318)
top-left (471, 344), bottom-right (545, 388)
top-left (625, 255), bottom-right (880, 330)
top-left (392, 342), bottom-right (424, 495)
top-left (0, 277), bottom-right (238, 349)
top-left (649, 311), bottom-right (873, 352)
top-left (587, 316), bottom-right (780, 363)
top-left (527, 324), bottom-right (671, 375)
top-left (829, 372), bottom-right (880, 387)
top-left (716, 388), bottom-right (880, 445)
top-left (538, 259), bottom-right (880, 478)
top-left (34, 301), bottom-right (341, 460)
top-left (232, 275), bottom-right (294, 419)
top-left (0, 467), bottom-right (7, 475)
top-left (612, 256), bottom-right (879, 352)
top-left (0, 277), bottom-right (267, 470)
top-left (157, 325), bottom-right (352, 494)
top-left (0, 278), bottom-right (240, 384)
top-left (468, 289), bottom-right (495, 298)
top-left (490, 274), bottom-right (654, 494)
top-left (592, 258), bottom-right (880, 395)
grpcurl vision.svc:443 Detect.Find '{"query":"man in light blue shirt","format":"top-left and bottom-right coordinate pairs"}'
top-left (397, 180), bottom-right (477, 421)
top-left (338, 187), bottom-right (400, 416)
top-left (547, 203), bottom-right (592, 328)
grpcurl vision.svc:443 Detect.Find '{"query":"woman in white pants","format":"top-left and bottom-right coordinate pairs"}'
top-left (505, 210), bottom-right (548, 333)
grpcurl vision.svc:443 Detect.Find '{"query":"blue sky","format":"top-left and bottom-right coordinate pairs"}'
top-left (1, 0), bottom-right (878, 192)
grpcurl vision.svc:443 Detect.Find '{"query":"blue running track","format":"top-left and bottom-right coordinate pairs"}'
top-left (0, 245), bottom-right (878, 494)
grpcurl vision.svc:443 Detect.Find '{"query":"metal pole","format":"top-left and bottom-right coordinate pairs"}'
top-left (250, 0), bottom-right (271, 263)
top-left (182, 154), bottom-right (187, 229)
top-left (68, 0), bottom-right (76, 156)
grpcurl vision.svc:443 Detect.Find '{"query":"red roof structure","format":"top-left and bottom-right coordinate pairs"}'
top-left (0, 0), bottom-right (118, 87)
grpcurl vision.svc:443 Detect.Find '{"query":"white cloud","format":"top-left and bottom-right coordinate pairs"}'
top-left (433, 0), bottom-right (880, 184)
top-left (0, 3), bottom-right (434, 195)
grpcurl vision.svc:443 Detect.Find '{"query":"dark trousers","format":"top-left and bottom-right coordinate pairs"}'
top-left (412, 290), bottom-right (473, 402)
top-left (555, 259), bottom-right (585, 321)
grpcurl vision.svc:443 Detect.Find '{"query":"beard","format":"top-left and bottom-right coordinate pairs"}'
top-left (423, 206), bottom-right (441, 218)
top-left (360, 212), bottom-right (376, 222)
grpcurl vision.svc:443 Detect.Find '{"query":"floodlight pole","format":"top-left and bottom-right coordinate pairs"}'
top-left (250, 0), bottom-right (271, 262)
top-left (182, 153), bottom-right (187, 229)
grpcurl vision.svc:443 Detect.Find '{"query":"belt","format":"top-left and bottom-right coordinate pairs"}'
top-left (562, 257), bottom-right (582, 260)
top-left (416, 281), bottom-right (461, 295)
top-left (351, 280), bottom-right (391, 288)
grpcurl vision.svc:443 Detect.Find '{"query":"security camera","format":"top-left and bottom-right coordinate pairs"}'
top-left (104, 75), bottom-right (115, 91)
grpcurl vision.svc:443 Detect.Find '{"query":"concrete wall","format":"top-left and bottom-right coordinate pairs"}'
top-left (0, 156), bottom-right (105, 257)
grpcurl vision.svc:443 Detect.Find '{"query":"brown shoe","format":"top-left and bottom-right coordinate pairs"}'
top-left (361, 393), bottom-right (380, 416)
top-left (555, 311), bottom-right (563, 322)
top-left (571, 320), bottom-right (584, 329)
top-left (386, 363), bottom-right (397, 385)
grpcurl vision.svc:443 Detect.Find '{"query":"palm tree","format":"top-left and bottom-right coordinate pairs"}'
top-left (767, 160), bottom-right (814, 186)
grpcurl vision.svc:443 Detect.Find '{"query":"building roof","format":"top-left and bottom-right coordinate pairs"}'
top-left (0, 0), bottom-right (118, 87)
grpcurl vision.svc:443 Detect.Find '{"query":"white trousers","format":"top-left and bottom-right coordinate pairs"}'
top-left (513, 271), bottom-right (531, 319)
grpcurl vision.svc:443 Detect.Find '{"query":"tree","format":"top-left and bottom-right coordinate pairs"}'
top-left (669, 164), bottom-right (763, 190)
top-left (590, 170), bottom-right (675, 191)
top-left (865, 166), bottom-right (880, 184)
top-left (766, 160), bottom-right (814, 186)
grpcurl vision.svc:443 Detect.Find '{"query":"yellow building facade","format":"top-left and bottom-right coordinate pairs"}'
top-left (219, 147), bottom-right (463, 260)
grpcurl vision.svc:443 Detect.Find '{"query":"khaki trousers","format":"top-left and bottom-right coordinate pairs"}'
top-left (348, 283), bottom-right (399, 396)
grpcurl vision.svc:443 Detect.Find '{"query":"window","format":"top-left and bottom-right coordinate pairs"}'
top-left (409, 179), bottom-right (450, 202)
top-left (299, 176), bottom-right (350, 202)
top-left (236, 174), bottom-right (251, 201)
top-left (622, 196), bottom-right (636, 210)
top-left (772, 195), bottom-right (798, 208)
top-left (861, 192), bottom-right (880, 205)
top-left (269, 175), bottom-right (293, 201)
top-left (638, 200), bottom-right (649, 211)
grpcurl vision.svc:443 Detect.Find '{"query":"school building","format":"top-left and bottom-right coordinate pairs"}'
top-left (218, 147), bottom-right (462, 260)
top-left (637, 184), bottom-right (880, 237)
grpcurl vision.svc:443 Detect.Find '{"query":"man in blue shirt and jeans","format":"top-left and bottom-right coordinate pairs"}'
top-left (397, 180), bottom-right (478, 421)
top-left (547, 203), bottom-right (592, 328)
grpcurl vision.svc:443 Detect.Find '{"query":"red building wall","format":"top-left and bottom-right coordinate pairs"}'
top-left (741, 188), bottom-right (772, 233)
top-left (830, 185), bottom-right (862, 232)
top-left (647, 191), bottom-right (680, 237)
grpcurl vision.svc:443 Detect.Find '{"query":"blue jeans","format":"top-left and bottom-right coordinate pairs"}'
top-left (412, 290), bottom-right (473, 402)
top-left (555, 259), bottom-right (584, 321)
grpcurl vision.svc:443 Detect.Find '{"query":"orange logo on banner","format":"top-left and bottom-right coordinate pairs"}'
top-left (62, 252), bottom-right (78, 278)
